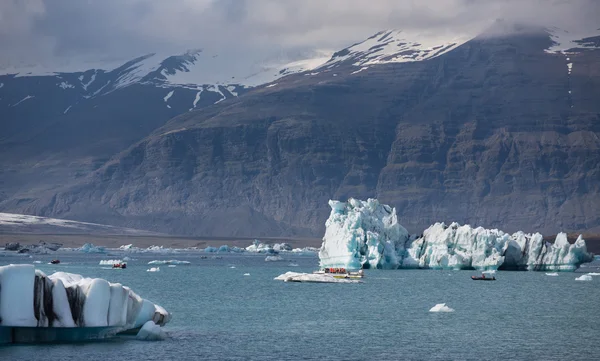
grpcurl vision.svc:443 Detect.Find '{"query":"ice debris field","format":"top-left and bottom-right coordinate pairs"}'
top-left (319, 198), bottom-right (594, 271)
top-left (0, 264), bottom-right (170, 343)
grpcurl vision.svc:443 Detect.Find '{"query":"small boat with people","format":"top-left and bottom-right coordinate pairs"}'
top-left (112, 262), bottom-right (127, 269)
top-left (313, 267), bottom-right (364, 279)
top-left (50, 259), bottom-right (60, 264)
top-left (471, 272), bottom-right (496, 281)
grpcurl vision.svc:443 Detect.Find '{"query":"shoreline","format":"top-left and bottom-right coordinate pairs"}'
top-left (0, 232), bottom-right (323, 250)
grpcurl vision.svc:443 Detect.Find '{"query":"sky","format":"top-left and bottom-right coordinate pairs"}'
top-left (0, 0), bottom-right (598, 68)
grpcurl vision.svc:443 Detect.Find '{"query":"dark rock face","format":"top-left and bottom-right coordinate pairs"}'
top-left (2, 29), bottom-right (600, 237)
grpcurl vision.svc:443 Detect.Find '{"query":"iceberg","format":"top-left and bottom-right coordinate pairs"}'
top-left (79, 243), bottom-right (106, 253)
top-left (147, 260), bottom-right (191, 265)
top-left (0, 264), bottom-right (170, 343)
top-left (265, 255), bottom-right (284, 262)
top-left (274, 271), bottom-right (363, 283)
top-left (319, 198), bottom-right (594, 271)
top-left (99, 259), bottom-right (124, 265)
top-left (147, 267), bottom-right (160, 272)
top-left (575, 274), bottom-right (593, 281)
top-left (429, 303), bottom-right (455, 312)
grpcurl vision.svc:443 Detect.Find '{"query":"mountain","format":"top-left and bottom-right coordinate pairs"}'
top-left (0, 49), bottom-right (330, 213)
top-left (1, 22), bottom-right (599, 237)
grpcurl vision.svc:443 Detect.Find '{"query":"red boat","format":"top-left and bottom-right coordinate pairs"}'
top-left (112, 263), bottom-right (127, 269)
top-left (471, 274), bottom-right (495, 281)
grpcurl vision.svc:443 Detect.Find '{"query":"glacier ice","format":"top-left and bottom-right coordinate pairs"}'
top-left (147, 260), bottom-right (190, 265)
top-left (79, 243), bottom-right (106, 253)
top-left (429, 303), bottom-right (455, 312)
top-left (265, 255), bottom-right (284, 262)
top-left (136, 320), bottom-right (166, 341)
top-left (0, 264), bottom-right (170, 330)
top-left (274, 271), bottom-right (363, 283)
top-left (319, 198), bottom-right (594, 271)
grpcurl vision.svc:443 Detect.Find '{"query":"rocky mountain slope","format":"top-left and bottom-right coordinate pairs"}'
top-left (1, 22), bottom-right (599, 237)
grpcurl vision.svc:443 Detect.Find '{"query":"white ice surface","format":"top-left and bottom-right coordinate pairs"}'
top-left (575, 275), bottom-right (593, 281)
top-left (147, 267), bottom-right (160, 272)
top-left (136, 321), bottom-right (166, 341)
top-left (274, 271), bottom-right (363, 284)
top-left (546, 272), bottom-right (559, 276)
top-left (0, 266), bottom-right (170, 329)
top-left (0, 264), bottom-right (37, 326)
top-left (429, 303), bottom-right (455, 312)
top-left (148, 260), bottom-right (190, 265)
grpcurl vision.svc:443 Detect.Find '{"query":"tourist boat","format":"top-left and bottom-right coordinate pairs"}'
top-left (471, 274), bottom-right (495, 281)
top-left (50, 259), bottom-right (60, 264)
top-left (313, 267), bottom-right (364, 279)
top-left (112, 263), bottom-right (127, 269)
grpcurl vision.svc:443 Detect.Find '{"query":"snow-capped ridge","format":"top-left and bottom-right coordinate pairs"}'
top-left (319, 29), bottom-right (471, 69)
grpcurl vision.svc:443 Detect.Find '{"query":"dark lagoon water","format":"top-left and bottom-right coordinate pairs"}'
top-left (1, 251), bottom-right (599, 361)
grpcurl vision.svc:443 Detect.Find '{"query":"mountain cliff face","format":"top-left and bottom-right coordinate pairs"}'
top-left (2, 25), bottom-right (600, 237)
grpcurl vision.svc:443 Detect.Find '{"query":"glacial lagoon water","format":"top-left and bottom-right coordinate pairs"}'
top-left (1, 252), bottom-right (599, 361)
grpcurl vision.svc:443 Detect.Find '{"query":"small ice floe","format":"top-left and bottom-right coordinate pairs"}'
top-left (429, 303), bottom-right (455, 312)
top-left (148, 260), bottom-right (190, 265)
top-left (147, 267), bottom-right (160, 272)
top-left (288, 263), bottom-right (299, 267)
top-left (586, 272), bottom-right (600, 276)
top-left (229, 266), bottom-right (236, 269)
top-left (33, 261), bottom-right (42, 264)
top-left (546, 272), bottom-right (559, 276)
top-left (575, 275), bottom-right (592, 281)
top-left (99, 259), bottom-right (122, 265)
top-left (274, 271), bottom-right (363, 284)
top-left (265, 255), bottom-right (284, 262)
top-left (136, 321), bottom-right (167, 341)
top-left (243, 273), bottom-right (250, 276)
top-left (168, 265), bottom-right (176, 268)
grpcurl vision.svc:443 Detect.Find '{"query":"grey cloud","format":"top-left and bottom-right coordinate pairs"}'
top-left (0, 0), bottom-right (597, 67)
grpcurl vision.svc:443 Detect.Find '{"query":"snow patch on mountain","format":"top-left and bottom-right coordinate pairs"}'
top-left (81, 71), bottom-right (97, 90)
top-left (320, 30), bottom-right (471, 69)
top-left (163, 90), bottom-right (174, 102)
top-left (58, 81), bottom-right (75, 89)
top-left (11, 95), bottom-right (34, 107)
top-left (546, 27), bottom-right (600, 53)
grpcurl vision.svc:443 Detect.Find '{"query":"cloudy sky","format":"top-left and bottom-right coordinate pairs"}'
top-left (1, 0), bottom-right (598, 68)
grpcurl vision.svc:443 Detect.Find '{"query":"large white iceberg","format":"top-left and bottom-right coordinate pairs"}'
top-left (0, 264), bottom-right (170, 331)
top-left (319, 198), bottom-right (594, 271)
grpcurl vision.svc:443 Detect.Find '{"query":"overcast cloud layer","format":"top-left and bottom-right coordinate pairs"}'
top-left (0, 0), bottom-right (598, 68)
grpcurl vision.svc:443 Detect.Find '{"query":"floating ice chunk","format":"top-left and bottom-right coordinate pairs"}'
top-left (288, 263), bottom-right (299, 267)
top-left (0, 265), bottom-right (171, 330)
top-left (575, 275), bottom-right (593, 281)
top-left (586, 272), bottom-right (600, 276)
top-left (100, 259), bottom-right (123, 265)
top-left (274, 271), bottom-right (363, 283)
top-left (168, 265), bottom-right (176, 268)
top-left (429, 303), bottom-right (455, 312)
top-left (148, 260), bottom-right (190, 265)
top-left (319, 198), bottom-right (410, 270)
top-left (319, 198), bottom-right (594, 271)
top-left (147, 267), bottom-right (160, 272)
top-left (265, 255), bottom-right (284, 262)
top-left (80, 243), bottom-right (106, 253)
top-left (136, 321), bottom-right (166, 341)
top-left (243, 273), bottom-right (250, 276)
top-left (546, 272), bottom-right (559, 276)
